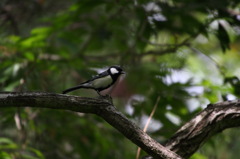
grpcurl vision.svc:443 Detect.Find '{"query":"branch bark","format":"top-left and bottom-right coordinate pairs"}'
top-left (164, 100), bottom-right (240, 158)
top-left (1, 92), bottom-right (240, 159)
top-left (0, 92), bottom-right (181, 159)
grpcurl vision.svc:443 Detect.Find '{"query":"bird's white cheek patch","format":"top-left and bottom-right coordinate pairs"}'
top-left (110, 68), bottom-right (119, 74)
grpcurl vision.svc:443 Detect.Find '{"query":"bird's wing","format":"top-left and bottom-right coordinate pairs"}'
top-left (85, 70), bottom-right (113, 91)
top-left (62, 70), bottom-right (112, 94)
top-left (79, 70), bottom-right (108, 85)
top-left (92, 70), bottom-right (109, 80)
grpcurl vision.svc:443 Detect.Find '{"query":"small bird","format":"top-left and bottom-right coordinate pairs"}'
top-left (62, 66), bottom-right (125, 95)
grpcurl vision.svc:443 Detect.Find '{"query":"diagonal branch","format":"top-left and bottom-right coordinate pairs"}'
top-left (0, 92), bottom-right (181, 159)
top-left (164, 100), bottom-right (240, 158)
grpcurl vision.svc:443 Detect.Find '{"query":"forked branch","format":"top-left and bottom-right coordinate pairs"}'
top-left (1, 92), bottom-right (240, 159)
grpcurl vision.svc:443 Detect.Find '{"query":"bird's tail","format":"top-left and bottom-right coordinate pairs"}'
top-left (62, 83), bottom-right (92, 94)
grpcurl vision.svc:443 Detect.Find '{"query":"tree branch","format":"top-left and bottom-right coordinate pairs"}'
top-left (2, 92), bottom-right (240, 158)
top-left (0, 92), bottom-right (181, 159)
top-left (164, 100), bottom-right (240, 158)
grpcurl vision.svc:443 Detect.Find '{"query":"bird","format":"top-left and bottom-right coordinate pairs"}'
top-left (62, 66), bottom-right (125, 95)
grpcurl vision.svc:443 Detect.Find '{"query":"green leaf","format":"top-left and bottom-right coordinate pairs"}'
top-left (30, 27), bottom-right (52, 35)
top-left (0, 138), bottom-right (15, 145)
top-left (0, 138), bottom-right (18, 149)
top-left (27, 148), bottom-right (45, 159)
top-left (0, 151), bottom-right (12, 159)
top-left (190, 153), bottom-right (208, 159)
top-left (24, 52), bottom-right (35, 61)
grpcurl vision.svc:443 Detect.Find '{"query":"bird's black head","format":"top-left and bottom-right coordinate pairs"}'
top-left (108, 66), bottom-right (125, 78)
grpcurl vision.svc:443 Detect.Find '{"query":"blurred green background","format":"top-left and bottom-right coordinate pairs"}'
top-left (1, 0), bottom-right (240, 159)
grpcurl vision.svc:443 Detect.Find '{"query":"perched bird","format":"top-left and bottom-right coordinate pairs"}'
top-left (62, 66), bottom-right (125, 95)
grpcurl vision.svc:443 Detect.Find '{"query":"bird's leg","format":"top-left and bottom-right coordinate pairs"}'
top-left (105, 94), bottom-right (113, 104)
top-left (96, 91), bottom-right (113, 104)
top-left (96, 90), bottom-right (107, 99)
top-left (96, 90), bottom-right (102, 96)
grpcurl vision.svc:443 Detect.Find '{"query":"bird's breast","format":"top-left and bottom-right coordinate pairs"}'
top-left (92, 75), bottom-right (113, 89)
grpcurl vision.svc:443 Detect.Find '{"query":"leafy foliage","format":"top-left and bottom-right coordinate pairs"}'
top-left (0, 0), bottom-right (240, 158)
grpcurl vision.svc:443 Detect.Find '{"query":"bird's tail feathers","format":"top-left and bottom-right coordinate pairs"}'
top-left (62, 83), bottom-right (92, 94)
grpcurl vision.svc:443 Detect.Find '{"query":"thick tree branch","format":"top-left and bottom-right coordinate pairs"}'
top-left (0, 92), bottom-right (181, 159)
top-left (164, 100), bottom-right (240, 158)
top-left (2, 92), bottom-right (240, 159)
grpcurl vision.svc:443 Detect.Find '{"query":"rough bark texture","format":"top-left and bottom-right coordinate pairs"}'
top-left (1, 92), bottom-right (240, 158)
top-left (164, 100), bottom-right (240, 158)
top-left (0, 92), bottom-right (181, 159)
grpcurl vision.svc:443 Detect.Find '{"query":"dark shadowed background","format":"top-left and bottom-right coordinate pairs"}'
top-left (1, 0), bottom-right (240, 158)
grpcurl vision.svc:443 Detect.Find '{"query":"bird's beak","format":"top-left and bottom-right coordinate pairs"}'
top-left (121, 71), bottom-right (126, 74)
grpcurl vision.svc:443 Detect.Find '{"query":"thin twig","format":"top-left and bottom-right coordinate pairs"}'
top-left (136, 96), bottom-right (161, 159)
